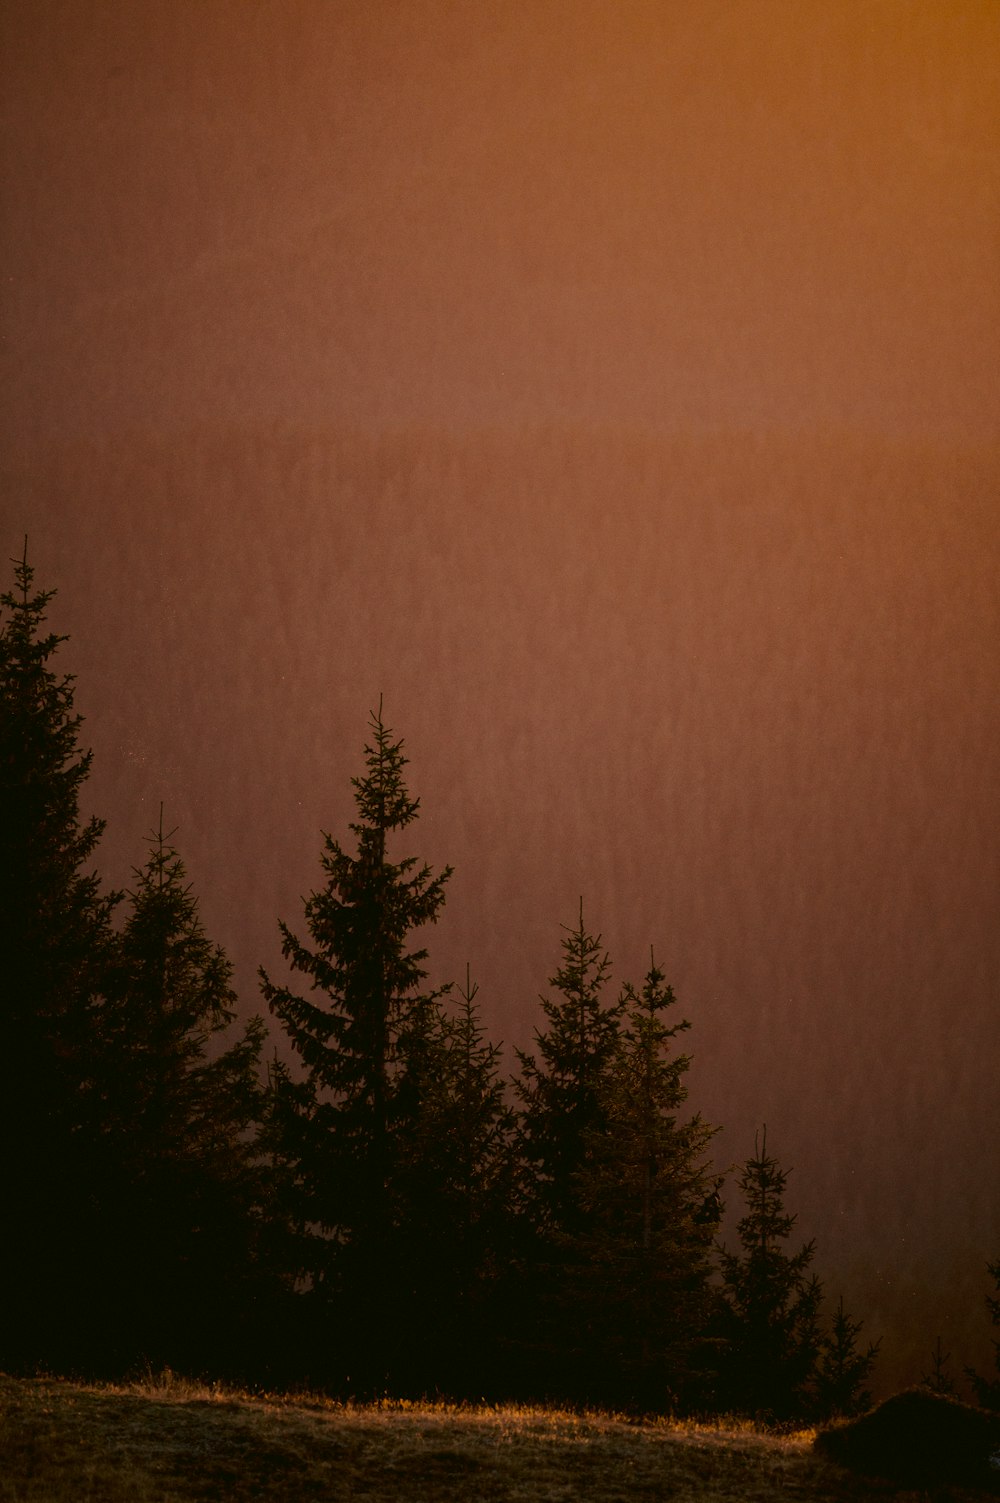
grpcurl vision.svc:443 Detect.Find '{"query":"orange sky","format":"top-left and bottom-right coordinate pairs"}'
top-left (3, 0), bottom-right (998, 442)
top-left (3, 1), bottom-right (999, 1396)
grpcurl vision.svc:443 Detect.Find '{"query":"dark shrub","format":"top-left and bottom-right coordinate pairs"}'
top-left (815, 1388), bottom-right (1000, 1489)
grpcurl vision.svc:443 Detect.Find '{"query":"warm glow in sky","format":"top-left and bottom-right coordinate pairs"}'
top-left (2, 0), bottom-right (998, 1395)
top-left (3, 1), bottom-right (998, 441)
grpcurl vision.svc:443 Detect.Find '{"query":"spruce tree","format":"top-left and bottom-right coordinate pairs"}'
top-left (255, 1050), bottom-right (325, 1382)
top-left (444, 967), bottom-right (514, 1242)
top-left (511, 902), bottom-right (623, 1395)
top-left (96, 811), bottom-right (268, 1374)
top-left (814, 1296), bottom-right (879, 1418)
top-left (442, 965), bottom-right (515, 1304)
top-left (567, 953), bottom-right (722, 1410)
top-left (514, 901), bottom-right (622, 1240)
top-left (967, 1259), bottom-right (1000, 1409)
top-left (386, 984), bottom-right (459, 1388)
top-left (0, 542), bottom-right (119, 1369)
top-left (717, 1128), bottom-right (824, 1420)
top-left (259, 703), bottom-right (452, 1392)
top-left (393, 966), bottom-right (514, 1394)
top-left (921, 1334), bottom-right (957, 1398)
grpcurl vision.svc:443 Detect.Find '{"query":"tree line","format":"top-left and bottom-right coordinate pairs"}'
top-left (3, 545), bottom-right (996, 1420)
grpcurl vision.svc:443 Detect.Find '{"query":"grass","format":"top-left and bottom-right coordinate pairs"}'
top-left (0, 1370), bottom-right (989, 1502)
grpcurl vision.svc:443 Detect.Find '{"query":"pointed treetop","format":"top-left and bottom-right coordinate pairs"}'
top-left (152, 801), bottom-right (181, 850)
top-left (2, 537), bottom-right (64, 659)
top-left (350, 699), bottom-right (422, 834)
top-left (17, 535), bottom-right (29, 603)
top-left (1, 537), bottom-right (108, 882)
top-left (546, 896), bottom-right (613, 1005)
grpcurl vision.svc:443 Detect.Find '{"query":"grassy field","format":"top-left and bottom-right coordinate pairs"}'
top-left (0, 1370), bottom-right (987, 1503)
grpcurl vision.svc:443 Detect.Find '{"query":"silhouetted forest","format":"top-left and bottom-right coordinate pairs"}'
top-left (3, 542), bottom-right (997, 1422)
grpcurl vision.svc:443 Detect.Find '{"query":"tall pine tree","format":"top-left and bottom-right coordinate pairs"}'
top-left (96, 812), bottom-right (269, 1375)
top-left (259, 703), bottom-right (452, 1392)
top-left (391, 965), bottom-right (515, 1395)
top-left (514, 901), bottom-right (622, 1241)
top-left (967, 1258), bottom-right (1000, 1410)
top-left (716, 1128), bottom-right (823, 1421)
top-left (0, 542), bottom-right (119, 1369)
top-left (567, 953), bottom-right (722, 1410)
top-left (510, 902), bottom-right (623, 1396)
top-left (814, 1295), bottom-right (879, 1418)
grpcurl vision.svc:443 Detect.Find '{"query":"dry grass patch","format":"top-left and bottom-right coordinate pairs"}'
top-left (0, 1371), bottom-right (988, 1502)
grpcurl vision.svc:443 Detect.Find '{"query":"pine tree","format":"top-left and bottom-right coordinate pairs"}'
top-left (444, 967), bottom-right (514, 1249)
top-left (406, 966), bottom-right (516, 1394)
top-left (376, 965), bottom-right (516, 1394)
top-left (386, 983), bottom-right (459, 1387)
top-left (442, 965), bottom-right (516, 1300)
top-left (0, 542), bottom-right (119, 1368)
top-left (254, 1050), bottom-right (325, 1383)
top-left (967, 1259), bottom-right (1000, 1409)
top-left (922, 1334), bottom-right (957, 1398)
top-left (514, 900), bottom-right (622, 1240)
top-left (815, 1295), bottom-right (879, 1418)
top-left (717, 1128), bottom-right (824, 1421)
top-left (566, 953), bottom-right (722, 1410)
top-left (510, 901), bottom-right (624, 1395)
top-left (97, 811), bottom-right (269, 1374)
top-left (259, 703), bottom-right (452, 1392)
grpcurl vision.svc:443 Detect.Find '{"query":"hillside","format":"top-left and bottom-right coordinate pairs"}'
top-left (0, 1370), bottom-right (987, 1502)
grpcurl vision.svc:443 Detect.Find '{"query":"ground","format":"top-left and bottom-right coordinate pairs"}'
top-left (0, 1371), bottom-right (991, 1502)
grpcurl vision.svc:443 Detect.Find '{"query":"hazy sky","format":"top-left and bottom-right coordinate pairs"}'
top-left (4, 0), bottom-right (999, 441)
top-left (3, 1), bottom-right (998, 1394)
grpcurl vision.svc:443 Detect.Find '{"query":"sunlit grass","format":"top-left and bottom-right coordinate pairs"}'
top-left (0, 1369), bottom-right (975, 1502)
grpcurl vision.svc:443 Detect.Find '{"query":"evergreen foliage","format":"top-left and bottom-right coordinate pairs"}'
top-left (716, 1128), bottom-right (824, 1420)
top-left (96, 812), bottom-right (269, 1374)
top-left (1, 546), bottom-right (898, 1408)
top-left (0, 543), bottom-right (119, 1369)
top-left (443, 966), bottom-right (516, 1265)
top-left (514, 901), bottom-right (623, 1242)
top-left (967, 1258), bottom-right (1000, 1409)
top-left (922, 1334), bottom-right (957, 1398)
top-left (259, 704), bottom-right (454, 1391)
top-left (920, 1340), bottom-right (962, 1394)
top-left (566, 953), bottom-right (722, 1410)
top-left (391, 966), bottom-right (515, 1394)
top-left (814, 1295), bottom-right (879, 1418)
top-left (510, 904), bottom-right (624, 1396)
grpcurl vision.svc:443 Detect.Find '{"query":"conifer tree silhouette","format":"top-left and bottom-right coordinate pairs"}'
top-left (511, 901), bottom-right (623, 1395)
top-left (259, 703), bottom-right (452, 1392)
top-left (567, 952), bottom-right (721, 1410)
top-left (515, 900), bottom-right (622, 1240)
top-left (967, 1258), bottom-right (1000, 1409)
top-left (445, 965), bottom-right (514, 1253)
top-left (442, 965), bottom-right (516, 1308)
top-left (0, 542), bottom-right (119, 1369)
top-left (388, 964), bottom-right (515, 1394)
top-left (98, 811), bottom-right (268, 1374)
top-left (717, 1128), bottom-right (824, 1420)
top-left (921, 1334), bottom-right (957, 1398)
top-left (814, 1295), bottom-right (879, 1417)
